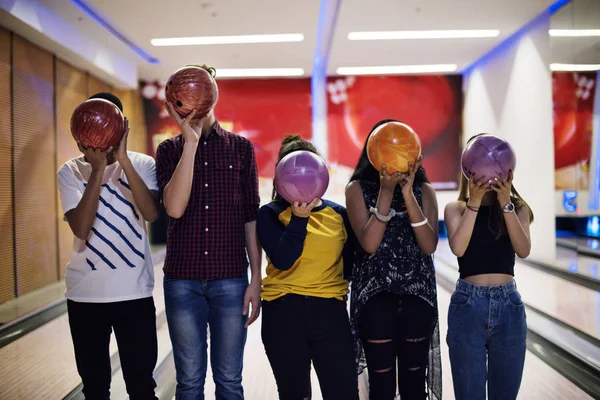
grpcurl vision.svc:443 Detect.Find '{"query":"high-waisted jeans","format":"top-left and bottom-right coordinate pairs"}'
top-left (447, 279), bottom-right (527, 400)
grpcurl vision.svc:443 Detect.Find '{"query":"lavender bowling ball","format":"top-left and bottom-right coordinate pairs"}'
top-left (274, 150), bottom-right (330, 204)
top-left (461, 134), bottom-right (516, 183)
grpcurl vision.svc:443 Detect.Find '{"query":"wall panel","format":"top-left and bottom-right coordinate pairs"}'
top-left (0, 27), bottom-right (15, 303)
top-left (113, 88), bottom-right (134, 150)
top-left (12, 35), bottom-right (57, 294)
top-left (131, 90), bottom-right (147, 154)
top-left (55, 59), bottom-right (86, 276)
top-left (87, 74), bottom-right (112, 97)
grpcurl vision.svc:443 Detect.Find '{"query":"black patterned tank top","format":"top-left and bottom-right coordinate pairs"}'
top-left (351, 180), bottom-right (437, 306)
top-left (349, 180), bottom-right (442, 400)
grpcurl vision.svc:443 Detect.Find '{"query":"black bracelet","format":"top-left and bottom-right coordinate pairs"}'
top-left (466, 204), bottom-right (479, 212)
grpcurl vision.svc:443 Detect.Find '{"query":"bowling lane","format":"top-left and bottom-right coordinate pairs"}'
top-left (172, 282), bottom-right (591, 400)
top-left (435, 240), bottom-right (600, 341)
top-left (0, 260), bottom-right (167, 400)
top-left (558, 236), bottom-right (600, 257)
top-left (435, 279), bottom-right (593, 400)
top-left (183, 248), bottom-right (592, 400)
top-left (552, 244), bottom-right (600, 280)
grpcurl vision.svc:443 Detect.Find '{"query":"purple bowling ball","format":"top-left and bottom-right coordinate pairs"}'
top-left (274, 150), bottom-right (330, 204)
top-left (461, 134), bottom-right (516, 183)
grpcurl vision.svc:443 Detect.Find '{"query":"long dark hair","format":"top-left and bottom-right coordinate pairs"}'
top-left (349, 119), bottom-right (429, 188)
top-left (272, 135), bottom-right (320, 203)
top-left (458, 133), bottom-right (534, 237)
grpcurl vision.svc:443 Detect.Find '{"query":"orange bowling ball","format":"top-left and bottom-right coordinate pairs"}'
top-left (367, 122), bottom-right (422, 173)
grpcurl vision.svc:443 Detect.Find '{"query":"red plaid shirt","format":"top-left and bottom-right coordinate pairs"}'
top-left (156, 122), bottom-right (260, 280)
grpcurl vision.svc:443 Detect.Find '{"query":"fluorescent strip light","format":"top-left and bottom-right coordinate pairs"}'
top-left (550, 63), bottom-right (600, 72)
top-left (151, 34), bottom-right (304, 47)
top-left (336, 65), bottom-right (458, 75)
top-left (348, 30), bottom-right (500, 40)
top-left (549, 29), bottom-right (600, 37)
top-left (216, 68), bottom-right (305, 78)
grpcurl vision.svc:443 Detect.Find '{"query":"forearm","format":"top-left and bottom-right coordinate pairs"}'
top-left (245, 221), bottom-right (262, 284)
top-left (504, 212), bottom-right (531, 258)
top-left (258, 215), bottom-right (307, 270)
top-left (404, 191), bottom-right (437, 254)
top-left (120, 158), bottom-right (159, 222)
top-left (448, 210), bottom-right (478, 257)
top-left (68, 169), bottom-right (103, 240)
top-left (163, 142), bottom-right (198, 218)
top-left (357, 188), bottom-right (393, 253)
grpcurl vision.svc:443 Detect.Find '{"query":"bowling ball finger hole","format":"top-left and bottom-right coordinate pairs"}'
top-left (176, 100), bottom-right (183, 107)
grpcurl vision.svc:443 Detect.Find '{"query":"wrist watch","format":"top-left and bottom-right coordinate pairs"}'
top-left (503, 202), bottom-right (515, 213)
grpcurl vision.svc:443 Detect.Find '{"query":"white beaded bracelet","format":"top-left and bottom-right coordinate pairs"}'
top-left (370, 207), bottom-right (397, 223)
top-left (410, 218), bottom-right (428, 228)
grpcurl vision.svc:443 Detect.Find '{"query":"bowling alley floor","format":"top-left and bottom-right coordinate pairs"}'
top-left (172, 243), bottom-right (596, 400)
top-left (185, 278), bottom-right (593, 400)
top-left (1, 244), bottom-right (597, 399)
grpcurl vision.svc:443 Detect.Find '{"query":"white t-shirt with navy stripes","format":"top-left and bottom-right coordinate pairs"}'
top-left (57, 152), bottom-right (158, 303)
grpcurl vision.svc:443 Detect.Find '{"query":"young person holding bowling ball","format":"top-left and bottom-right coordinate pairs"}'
top-left (57, 92), bottom-right (160, 400)
top-left (345, 119), bottom-right (441, 400)
top-left (444, 134), bottom-right (533, 400)
top-left (156, 65), bottom-right (262, 399)
top-left (258, 135), bottom-right (359, 400)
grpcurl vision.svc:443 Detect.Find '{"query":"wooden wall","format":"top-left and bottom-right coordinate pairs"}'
top-left (0, 26), bottom-right (147, 303)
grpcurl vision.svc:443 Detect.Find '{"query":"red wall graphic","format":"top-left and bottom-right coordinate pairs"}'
top-left (141, 78), bottom-right (312, 179)
top-left (326, 75), bottom-right (463, 189)
top-left (141, 75), bottom-right (463, 189)
top-left (553, 72), bottom-right (596, 190)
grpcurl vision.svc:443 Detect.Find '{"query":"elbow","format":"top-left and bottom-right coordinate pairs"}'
top-left (272, 259), bottom-right (293, 271)
top-left (164, 201), bottom-right (184, 219)
top-left (165, 207), bottom-right (183, 219)
top-left (143, 207), bottom-right (160, 223)
top-left (422, 237), bottom-right (439, 256)
top-left (448, 241), bottom-right (465, 258)
top-left (73, 228), bottom-right (90, 241)
top-left (422, 245), bottom-right (437, 257)
top-left (360, 241), bottom-right (379, 255)
top-left (162, 189), bottom-right (186, 219)
top-left (516, 248), bottom-right (531, 259)
top-left (145, 212), bottom-right (159, 223)
top-left (451, 249), bottom-right (465, 258)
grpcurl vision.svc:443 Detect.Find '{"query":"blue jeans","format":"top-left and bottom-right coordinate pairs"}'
top-left (164, 276), bottom-right (248, 400)
top-left (447, 279), bottom-right (527, 400)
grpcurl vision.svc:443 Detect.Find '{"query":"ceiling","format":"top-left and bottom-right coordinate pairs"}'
top-left (9, 0), bottom-right (600, 83)
top-left (330, 0), bottom-right (557, 73)
top-left (551, 0), bottom-right (600, 65)
top-left (84, 0), bottom-right (321, 82)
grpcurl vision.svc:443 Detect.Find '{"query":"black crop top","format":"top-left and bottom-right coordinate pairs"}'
top-left (457, 206), bottom-right (516, 279)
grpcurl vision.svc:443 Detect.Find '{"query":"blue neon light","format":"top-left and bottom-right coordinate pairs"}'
top-left (563, 190), bottom-right (578, 212)
top-left (462, 0), bottom-right (571, 76)
top-left (70, 0), bottom-right (159, 64)
top-left (586, 216), bottom-right (600, 237)
top-left (548, 0), bottom-right (571, 15)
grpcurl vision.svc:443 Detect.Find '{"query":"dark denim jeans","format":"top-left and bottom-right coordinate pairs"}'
top-left (447, 279), bottom-right (527, 400)
top-left (164, 276), bottom-right (248, 400)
